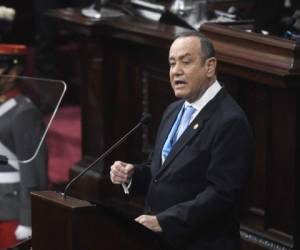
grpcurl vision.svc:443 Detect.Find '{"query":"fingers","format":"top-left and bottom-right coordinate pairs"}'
top-left (135, 215), bottom-right (147, 225)
top-left (110, 161), bottom-right (134, 184)
top-left (135, 215), bottom-right (162, 233)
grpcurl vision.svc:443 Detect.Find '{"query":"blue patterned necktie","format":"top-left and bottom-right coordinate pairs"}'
top-left (161, 105), bottom-right (196, 163)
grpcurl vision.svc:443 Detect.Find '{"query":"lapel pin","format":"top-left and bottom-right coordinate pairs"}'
top-left (193, 123), bottom-right (199, 130)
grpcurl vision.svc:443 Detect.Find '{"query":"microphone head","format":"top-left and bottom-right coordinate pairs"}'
top-left (140, 113), bottom-right (152, 125)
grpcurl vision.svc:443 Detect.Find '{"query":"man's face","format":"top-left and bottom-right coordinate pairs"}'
top-left (169, 36), bottom-right (216, 102)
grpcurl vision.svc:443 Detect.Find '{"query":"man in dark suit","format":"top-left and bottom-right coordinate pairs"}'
top-left (110, 31), bottom-right (254, 250)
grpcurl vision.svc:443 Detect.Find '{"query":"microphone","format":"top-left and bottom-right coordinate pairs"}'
top-left (63, 113), bottom-right (151, 199)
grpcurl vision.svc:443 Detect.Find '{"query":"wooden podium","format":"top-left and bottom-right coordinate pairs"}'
top-left (31, 191), bottom-right (163, 250)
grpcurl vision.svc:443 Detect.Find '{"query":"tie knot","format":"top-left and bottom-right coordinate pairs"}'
top-left (182, 105), bottom-right (196, 122)
top-left (185, 105), bottom-right (196, 113)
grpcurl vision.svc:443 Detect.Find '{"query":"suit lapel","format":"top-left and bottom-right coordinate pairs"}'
top-left (152, 101), bottom-right (183, 173)
top-left (158, 113), bottom-right (205, 173)
top-left (156, 88), bottom-right (227, 175)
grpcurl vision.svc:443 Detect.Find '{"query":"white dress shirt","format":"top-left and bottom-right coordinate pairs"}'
top-left (184, 80), bottom-right (222, 123)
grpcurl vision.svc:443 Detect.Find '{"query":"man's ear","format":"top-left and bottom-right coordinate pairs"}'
top-left (205, 57), bottom-right (217, 77)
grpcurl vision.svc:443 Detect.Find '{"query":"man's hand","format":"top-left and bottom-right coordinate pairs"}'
top-left (135, 215), bottom-right (162, 233)
top-left (110, 161), bottom-right (134, 184)
top-left (15, 225), bottom-right (32, 240)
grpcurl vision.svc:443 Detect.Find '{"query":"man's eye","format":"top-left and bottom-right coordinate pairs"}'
top-left (183, 61), bottom-right (190, 64)
top-left (169, 62), bottom-right (175, 67)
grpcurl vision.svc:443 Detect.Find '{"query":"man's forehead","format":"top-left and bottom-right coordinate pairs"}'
top-left (169, 37), bottom-right (201, 58)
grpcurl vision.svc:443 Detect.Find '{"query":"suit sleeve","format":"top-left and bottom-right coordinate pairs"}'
top-left (156, 117), bottom-right (254, 245)
top-left (12, 106), bottom-right (48, 226)
top-left (130, 162), bottom-right (152, 196)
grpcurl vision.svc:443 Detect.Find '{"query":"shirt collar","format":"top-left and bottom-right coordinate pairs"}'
top-left (184, 80), bottom-right (222, 120)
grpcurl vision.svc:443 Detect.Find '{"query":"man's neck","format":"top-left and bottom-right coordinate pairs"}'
top-left (185, 80), bottom-right (221, 117)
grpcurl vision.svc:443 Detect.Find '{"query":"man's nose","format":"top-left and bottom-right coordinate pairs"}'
top-left (171, 63), bottom-right (183, 75)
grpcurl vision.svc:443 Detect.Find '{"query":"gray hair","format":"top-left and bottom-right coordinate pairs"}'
top-left (174, 31), bottom-right (215, 60)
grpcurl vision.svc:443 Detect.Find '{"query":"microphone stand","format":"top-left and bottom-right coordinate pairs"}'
top-left (63, 113), bottom-right (151, 199)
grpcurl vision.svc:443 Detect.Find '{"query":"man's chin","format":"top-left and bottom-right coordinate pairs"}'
top-left (175, 92), bottom-right (200, 102)
top-left (174, 90), bottom-right (187, 99)
top-left (175, 91), bottom-right (193, 100)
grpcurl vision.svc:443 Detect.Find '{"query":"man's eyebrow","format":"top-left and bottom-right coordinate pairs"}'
top-left (169, 53), bottom-right (193, 61)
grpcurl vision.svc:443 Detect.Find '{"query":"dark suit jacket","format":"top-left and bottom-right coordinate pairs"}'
top-left (131, 88), bottom-right (254, 250)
